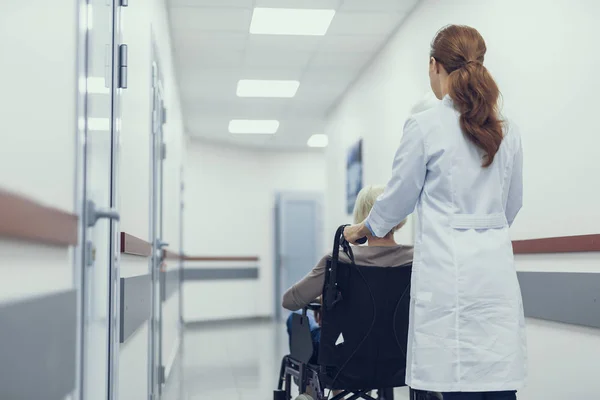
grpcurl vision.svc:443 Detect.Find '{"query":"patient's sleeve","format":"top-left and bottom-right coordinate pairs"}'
top-left (282, 255), bottom-right (329, 311)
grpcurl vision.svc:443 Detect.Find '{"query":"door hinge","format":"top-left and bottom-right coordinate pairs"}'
top-left (118, 44), bottom-right (128, 89)
top-left (161, 107), bottom-right (167, 124)
top-left (160, 143), bottom-right (167, 160)
top-left (85, 240), bottom-right (96, 267)
top-left (120, 0), bottom-right (128, 6)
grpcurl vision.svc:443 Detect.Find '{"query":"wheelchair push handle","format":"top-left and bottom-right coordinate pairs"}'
top-left (341, 233), bottom-right (367, 245)
top-left (340, 225), bottom-right (367, 245)
top-left (355, 236), bottom-right (367, 244)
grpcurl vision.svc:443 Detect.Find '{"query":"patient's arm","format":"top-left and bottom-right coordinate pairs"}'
top-left (282, 255), bottom-right (329, 311)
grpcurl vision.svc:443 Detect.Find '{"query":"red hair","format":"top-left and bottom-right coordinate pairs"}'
top-left (431, 25), bottom-right (503, 167)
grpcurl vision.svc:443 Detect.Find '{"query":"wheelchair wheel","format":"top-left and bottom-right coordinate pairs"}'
top-left (295, 395), bottom-right (314, 400)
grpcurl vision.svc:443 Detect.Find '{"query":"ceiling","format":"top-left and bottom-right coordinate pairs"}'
top-left (167, 0), bottom-right (419, 150)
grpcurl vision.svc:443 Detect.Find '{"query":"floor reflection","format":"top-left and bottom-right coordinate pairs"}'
top-left (163, 320), bottom-right (411, 400)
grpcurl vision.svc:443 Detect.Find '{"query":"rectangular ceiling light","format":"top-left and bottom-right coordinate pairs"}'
top-left (237, 79), bottom-right (300, 98)
top-left (250, 8), bottom-right (336, 36)
top-left (229, 120), bottom-right (280, 134)
top-left (307, 134), bottom-right (328, 148)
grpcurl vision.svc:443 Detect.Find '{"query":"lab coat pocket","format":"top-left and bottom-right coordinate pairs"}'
top-left (450, 221), bottom-right (515, 303)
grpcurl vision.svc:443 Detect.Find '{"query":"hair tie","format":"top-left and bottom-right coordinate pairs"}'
top-left (464, 59), bottom-right (482, 68)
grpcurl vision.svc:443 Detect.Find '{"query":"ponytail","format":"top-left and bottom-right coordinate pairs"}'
top-left (448, 61), bottom-right (503, 167)
top-left (431, 25), bottom-right (504, 167)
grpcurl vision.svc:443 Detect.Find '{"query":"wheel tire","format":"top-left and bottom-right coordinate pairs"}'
top-left (295, 395), bottom-right (314, 400)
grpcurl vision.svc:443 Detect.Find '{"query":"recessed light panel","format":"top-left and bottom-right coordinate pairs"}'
top-left (237, 79), bottom-right (300, 98)
top-left (229, 120), bottom-right (280, 134)
top-left (250, 8), bottom-right (336, 36)
top-left (307, 134), bottom-right (328, 148)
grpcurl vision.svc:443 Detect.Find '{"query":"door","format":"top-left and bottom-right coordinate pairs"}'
top-left (275, 192), bottom-right (324, 320)
top-left (149, 50), bottom-right (168, 399)
top-left (78, 0), bottom-right (126, 399)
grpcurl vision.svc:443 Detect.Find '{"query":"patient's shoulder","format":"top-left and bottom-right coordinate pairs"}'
top-left (350, 245), bottom-right (414, 267)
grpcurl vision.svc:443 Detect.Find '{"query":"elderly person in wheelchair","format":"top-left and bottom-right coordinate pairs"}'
top-left (276, 185), bottom-right (442, 400)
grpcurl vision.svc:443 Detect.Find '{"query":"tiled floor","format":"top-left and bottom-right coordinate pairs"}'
top-left (163, 320), bottom-right (412, 400)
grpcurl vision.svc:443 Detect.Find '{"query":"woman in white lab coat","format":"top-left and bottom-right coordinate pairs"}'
top-left (344, 25), bottom-right (526, 399)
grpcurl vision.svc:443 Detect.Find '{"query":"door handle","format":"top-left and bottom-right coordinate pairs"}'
top-left (156, 240), bottom-right (169, 249)
top-left (87, 200), bottom-right (120, 227)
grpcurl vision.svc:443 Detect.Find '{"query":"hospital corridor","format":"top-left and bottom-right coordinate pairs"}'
top-left (1, 0), bottom-right (599, 399)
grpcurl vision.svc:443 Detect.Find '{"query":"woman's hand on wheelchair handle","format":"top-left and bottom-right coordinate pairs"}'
top-left (343, 222), bottom-right (370, 245)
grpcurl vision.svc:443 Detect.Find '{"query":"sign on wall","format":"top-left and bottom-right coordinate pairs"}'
top-left (346, 138), bottom-right (363, 215)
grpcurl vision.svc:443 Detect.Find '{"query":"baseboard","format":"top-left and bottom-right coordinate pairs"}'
top-left (184, 316), bottom-right (273, 330)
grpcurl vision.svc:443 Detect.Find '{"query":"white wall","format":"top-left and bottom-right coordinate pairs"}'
top-left (0, 1), bottom-right (76, 213)
top-left (325, 0), bottom-right (600, 398)
top-left (0, 2), bottom-right (77, 399)
top-left (183, 140), bottom-right (326, 321)
top-left (0, 0), bottom-right (76, 301)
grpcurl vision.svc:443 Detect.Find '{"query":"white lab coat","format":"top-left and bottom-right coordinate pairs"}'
top-left (366, 95), bottom-right (527, 392)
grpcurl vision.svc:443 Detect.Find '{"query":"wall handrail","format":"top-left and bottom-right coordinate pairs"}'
top-left (513, 234), bottom-right (600, 254)
top-left (163, 249), bottom-right (182, 260)
top-left (120, 232), bottom-right (152, 257)
top-left (0, 189), bottom-right (78, 246)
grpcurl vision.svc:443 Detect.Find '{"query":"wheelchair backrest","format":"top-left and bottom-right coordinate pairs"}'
top-left (317, 225), bottom-right (413, 390)
top-left (320, 260), bottom-right (412, 363)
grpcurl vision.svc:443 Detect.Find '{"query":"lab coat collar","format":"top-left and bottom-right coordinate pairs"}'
top-left (442, 94), bottom-right (454, 107)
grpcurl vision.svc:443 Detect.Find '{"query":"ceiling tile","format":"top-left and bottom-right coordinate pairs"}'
top-left (254, 0), bottom-right (342, 9)
top-left (340, 0), bottom-right (417, 12)
top-left (309, 50), bottom-right (372, 68)
top-left (172, 31), bottom-right (248, 52)
top-left (327, 11), bottom-right (403, 35)
top-left (299, 68), bottom-right (359, 88)
top-left (285, 94), bottom-right (338, 117)
top-left (168, 0), bottom-right (418, 150)
top-left (176, 46), bottom-right (245, 68)
top-left (185, 97), bottom-right (289, 117)
top-left (239, 67), bottom-right (305, 81)
top-left (169, 0), bottom-right (254, 7)
top-left (178, 67), bottom-right (242, 83)
top-left (179, 77), bottom-right (238, 101)
top-left (319, 34), bottom-right (387, 52)
top-left (169, 7), bottom-right (252, 32)
top-left (244, 48), bottom-right (312, 69)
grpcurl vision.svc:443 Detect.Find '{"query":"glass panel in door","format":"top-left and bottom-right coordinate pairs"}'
top-left (81, 0), bottom-right (119, 399)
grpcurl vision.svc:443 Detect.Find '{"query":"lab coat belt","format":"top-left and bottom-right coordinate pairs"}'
top-left (449, 213), bottom-right (507, 229)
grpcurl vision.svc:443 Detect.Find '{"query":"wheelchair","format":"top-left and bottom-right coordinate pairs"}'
top-left (274, 226), bottom-right (442, 400)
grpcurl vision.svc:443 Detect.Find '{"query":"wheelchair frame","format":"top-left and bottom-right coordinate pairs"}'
top-left (274, 226), bottom-right (442, 400)
top-left (273, 308), bottom-right (443, 400)
top-left (274, 304), bottom-right (395, 400)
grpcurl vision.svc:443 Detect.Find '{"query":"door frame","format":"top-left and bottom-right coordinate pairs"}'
top-left (107, 2), bottom-right (126, 399)
top-left (74, 1), bottom-right (90, 398)
top-left (149, 30), bottom-right (167, 399)
top-left (274, 191), bottom-right (324, 320)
